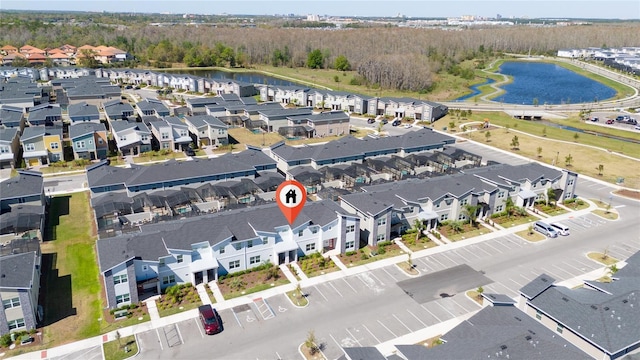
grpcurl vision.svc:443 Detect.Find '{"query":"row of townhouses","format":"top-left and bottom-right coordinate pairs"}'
top-left (557, 47), bottom-right (640, 75)
top-left (0, 44), bottom-right (130, 67)
top-left (342, 250), bottom-right (640, 360)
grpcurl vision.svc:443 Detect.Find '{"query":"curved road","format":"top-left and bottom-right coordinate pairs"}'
top-left (442, 57), bottom-right (640, 112)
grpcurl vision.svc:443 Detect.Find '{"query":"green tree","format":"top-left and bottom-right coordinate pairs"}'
top-left (334, 54), bottom-right (351, 71)
top-left (532, 98), bottom-right (539, 106)
top-left (546, 187), bottom-right (556, 206)
top-left (484, 131), bottom-right (491, 142)
top-left (597, 164), bottom-right (604, 176)
top-left (306, 49), bottom-right (324, 69)
top-left (305, 330), bottom-right (319, 355)
top-left (536, 146), bottom-right (543, 158)
top-left (78, 49), bottom-right (100, 68)
top-left (412, 218), bottom-right (425, 243)
top-left (11, 56), bottom-right (30, 68)
top-left (573, 132), bottom-right (579, 141)
top-left (565, 154), bottom-right (573, 167)
top-left (462, 204), bottom-right (479, 226)
top-left (510, 135), bottom-right (519, 150)
top-left (505, 197), bottom-right (515, 219)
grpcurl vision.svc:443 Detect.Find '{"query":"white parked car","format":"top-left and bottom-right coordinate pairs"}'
top-left (550, 223), bottom-right (570, 236)
top-left (404, 124), bottom-right (412, 129)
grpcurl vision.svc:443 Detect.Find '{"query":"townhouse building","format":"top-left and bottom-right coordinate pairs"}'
top-left (340, 163), bottom-right (578, 246)
top-left (67, 102), bottom-right (100, 123)
top-left (20, 126), bottom-right (63, 166)
top-left (286, 110), bottom-right (350, 138)
top-left (147, 117), bottom-right (192, 151)
top-left (103, 100), bottom-right (135, 124)
top-left (0, 170), bottom-right (46, 242)
top-left (110, 120), bottom-right (152, 156)
top-left (0, 248), bottom-right (42, 336)
top-left (183, 115), bottom-right (228, 147)
top-left (69, 122), bottom-right (108, 160)
top-left (26, 103), bottom-right (62, 127)
top-left (136, 98), bottom-right (170, 118)
top-left (96, 200), bottom-right (360, 309)
top-left (0, 128), bottom-right (20, 169)
top-left (518, 251), bottom-right (640, 359)
top-left (0, 79), bottom-right (44, 109)
top-left (258, 107), bottom-right (313, 133)
top-left (56, 78), bottom-right (120, 106)
top-left (0, 105), bottom-right (25, 130)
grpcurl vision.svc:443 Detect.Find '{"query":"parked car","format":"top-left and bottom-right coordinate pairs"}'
top-left (534, 221), bottom-right (558, 238)
top-left (606, 119), bottom-right (615, 124)
top-left (381, 119), bottom-right (388, 125)
top-left (404, 124), bottom-right (412, 129)
top-left (550, 223), bottom-right (570, 236)
top-left (616, 116), bottom-right (625, 122)
top-left (367, 118), bottom-right (375, 124)
top-left (185, 147), bottom-right (196, 156)
top-left (626, 118), bottom-right (638, 125)
top-left (392, 120), bottom-right (401, 126)
top-left (198, 305), bottom-right (222, 335)
top-left (634, 125), bottom-right (640, 130)
top-left (590, 117), bottom-right (599, 122)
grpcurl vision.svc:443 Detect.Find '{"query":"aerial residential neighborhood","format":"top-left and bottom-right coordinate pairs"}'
top-left (1, 4), bottom-right (640, 360)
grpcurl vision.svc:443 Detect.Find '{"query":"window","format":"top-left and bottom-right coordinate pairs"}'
top-left (2, 297), bottom-right (21, 309)
top-left (229, 260), bottom-right (240, 269)
top-left (262, 237), bottom-right (268, 245)
top-left (496, 205), bottom-right (504, 212)
top-left (140, 135), bottom-right (148, 141)
top-left (50, 142), bottom-right (59, 149)
top-left (25, 143), bottom-right (35, 151)
top-left (377, 218), bottom-right (386, 226)
top-left (98, 138), bottom-right (104, 144)
top-left (116, 293), bottom-right (130, 305)
top-left (306, 243), bottom-right (316, 252)
top-left (440, 214), bottom-right (449, 221)
top-left (162, 275), bottom-right (175, 285)
top-left (218, 129), bottom-right (225, 135)
top-left (458, 214), bottom-right (466, 220)
top-left (435, 201), bottom-right (441, 208)
top-left (75, 141), bottom-right (85, 148)
top-left (176, 255), bottom-right (183, 263)
top-left (233, 243), bottom-right (242, 250)
top-left (568, 179), bottom-right (574, 185)
top-left (346, 225), bottom-right (355, 233)
top-left (180, 130), bottom-right (188, 137)
top-left (536, 310), bottom-right (542, 320)
top-left (311, 227), bottom-right (318, 234)
top-left (162, 143), bottom-right (170, 149)
top-left (346, 241), bottom-right (355, 249)
top-left (247, 240), bottom-right (253, 248)
top-left (7, 318), bottom-right (25, 331)
top-left (460, 199), bottom-right (468, 205)
top-left (161, 132), bottom-right (170, 140)
top-left (119, 136), bottom-right (127, 142)
top-left (113, 274), bottom-right (128, 285)
top-left (556, 324), bottom-right (564, 334)
top-left (298, 230), bottom-right (304, 237)
top-left (376, 234), bottom-right (386, 242)
top-left (0, 146), bottom-right (9, 154)
top-left (219, 247), bottom-right (225, 254)
top-left (329, 128), bottom-right (333, 134)
top-left (249, 255), bottom-right (261, 265)
top-left (159, 258), bottom-right (165, 267)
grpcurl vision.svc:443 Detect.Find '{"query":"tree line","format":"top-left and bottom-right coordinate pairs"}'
top-left (1, 17), bottom-right (638, 91)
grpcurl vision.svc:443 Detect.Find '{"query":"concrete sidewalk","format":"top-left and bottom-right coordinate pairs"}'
top-left (8, 201), bottom-right (600, 360)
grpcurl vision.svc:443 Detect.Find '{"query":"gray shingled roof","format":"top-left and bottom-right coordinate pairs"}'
top-left (0, 128), bottom-right (18, 142)
top-left (520, 273), bottom-right (555, 300)
top-left (342, 347), bottom-right (387, 360)
top-left (184, 115), bottom-right (226, 128)
top-left (0, 171), bottom-right (43, 200)
top-left (137, 98), bottom-right (169, 114)
top-left (68, 102), bottom-right (100, 119)
top-left (0, 105), bottom-right (24, 126)
top-left (395, 304), bottom-right (588, 360)
top-left (0, 251), bottom-right (38, 289)
top-left (465, 163), bottom-right (562, 185)
top-left (27, 104), bottom-right (61, 122)
top-left (69, 122), bottom-right (106, 140)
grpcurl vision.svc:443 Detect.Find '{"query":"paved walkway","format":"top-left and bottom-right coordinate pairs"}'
top-left (289, 262), bottom-right (309, 281)
top-left (143, 296), bottom-right (161, 322)
top-left (279, 264), bottom-right (299, 284)
top-left (196, 284), bottom-right (212, 306)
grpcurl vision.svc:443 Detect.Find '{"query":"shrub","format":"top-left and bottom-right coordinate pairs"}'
top-left (377, 241), bottom-right (392, 248)
top-left (1, 334), bottom-right (12, 347)
top-left (360, 253), bottom-right (369, 260)
top-left (377, 246), bottom-right (386, 255)
top-left (345, 250), bottom-right (357, 256)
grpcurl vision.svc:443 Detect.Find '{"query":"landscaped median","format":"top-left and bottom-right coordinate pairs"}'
top-left (103, 334), bottom-right (138, 360)
top-left (297, 252), bottom-right (339, 278)
top-left (217, 262), bottom-right (290, 300)
top-left (338, 241), bottom-right (404, 267)
top-left (516, 226), bottom-right (547, 242)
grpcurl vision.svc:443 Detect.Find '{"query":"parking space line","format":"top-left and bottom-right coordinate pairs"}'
top-left (510, 278), bottom-right (525, 287)
top-left (175, 323), bottom-right (184, 346)
top-left (441, 252), bottom-right (461, 266)
top-left (612, 244), bottom-right (634, 257)
top-left (417, 258), bottom-right (434, 271)
top-left (312, 285), bottom-right (329, 301)
top-left (563, 261), bottom-right (586, 273)
top-left (345, 329), bottom-right (363, 347)
top-left (452, 249), bottom-right (471, 263)
top-left (329, 282), bottom-right (344, 297)
top-left (194, 318), bottom-right (204, 338)
top-left (491, 239), bottom-right (514, 250)
top-left (420, 305), bottom-right (442, 322)
top-left (460, 246), bottom-right (482, 259)
top-left (377, 320), bottom-right (398, 337)
top-left (551, 264), bottom-right (576, 278)
top-left (434, 301), bottom-right (456, 318)
top-left (407, 309), bottom-right (427, 327)
top-left (393, 314), bottom-right (413, 332)
top-left (362, 324), bottom-right (381, 343)
top-left (342, 278), bottom-right (359, 294)
top-left (429, 255), bottom-right (447, 269)
top-left (482, 242), bottom-right (504, 254)
top-left (504, 237), bottom-right (524, 247)
top-left (475, 245), bottom-right (493, 257)
top-left (231, 309), bottom-right (243, 328)
top-left (155, 328), bottom-right (164, 351)
top-left (369, 272), bottom-right (385, 286)
top-left (275, 351), bottom-right (282, 360)
top-left (381, 267), bottom-right (398, 282)
top-left (329, 333), bottom-right (342, 350)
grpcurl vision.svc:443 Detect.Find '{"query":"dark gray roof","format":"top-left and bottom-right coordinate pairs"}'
top-left (0, 128), bottom-right (18, 142)
top-left (0, 204), bottom-right (44, 234)
top-left (465, 163), bottom-right (562, 185)
top-left (68, 102), bottom-right (100, 119)
top-left (394, 304), bottom-right (588, 360)
top-left (137, 98), bottom-right (169, 114)
top-left (69, 122), bottom-right (106, 139)
top-left (258, 107), bottom-right (313, 118)
top-left (520, 273), bottom-right (555, 300)
top-left (340, 192), bottom-right (395, 216)
top-left (104, 101), bottom-right (134, 118)
top-left (97, 200), bottom-right (348, 272)
top-left (0, 251), bottom-right (38, 289)
top-left (0, 171), bottom-right (43, 200)
top-left (184, 115), bottom-right (226, 128)
top-left (342, 347), bottom-right (387, 360)
top-left (20, 125), bottom-right (63, 141)
top-left (287, 110), bottom-right (349, 125)
top-left (186, 97), bottom-right (222, 106)
top-left (27, 104), bottom-right (61, 122)
top-left (527, 253), bottom-right (640, 356)
top-left (483, 293), bottom-right (517, 305)
top-left (0, 105), bottom-right (24, 126)
top-left (110, 120), bottom-right (150, 134)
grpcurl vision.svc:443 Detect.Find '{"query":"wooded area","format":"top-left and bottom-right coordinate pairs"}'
top-left (2, 13), bottom-right (639, 91)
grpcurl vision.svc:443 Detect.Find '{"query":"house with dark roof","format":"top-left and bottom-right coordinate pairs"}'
top-left (96, 201), bottom-right (360, 309)
top-left (136, 98), bottom-right (170, 118)
top-left (0, 105), bottom-right (25, 130)
top-left (20, 126), bottom-right (63, 166)
top-left (0, 80), bottom-right (44, 110)
top-left (285, 110), bottom-right (350, 138)
top-left (0, 128), bottom-right (20, 169)
top-left (0, 249), bottom-right (42, 336)
top-left (57, 78), bottom-right (120, 106)
top-left (183, 115), bottom-right (228, 147)
top-left (0, 171), bottom-right (46, 241)
top-left (103, 100), bottom-right (135, 124)
top-left (518, 251), bottom-right (640, 359)
top-left (147, 117), bottom-right (192, 151)
top-left (110, 120), bottom-right (151, 156)
top-left (258, 107), bottom-right (313, 133)
top-left (69, 122), bottom-right (108, 160)
top-left (367, 97), bottom-right (449, 122)
top-left (68, 102), bottom-right (100, 123)
top-left (26, 103), bottom-right (62, 127)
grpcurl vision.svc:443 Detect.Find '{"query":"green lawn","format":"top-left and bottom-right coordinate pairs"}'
top-left (158, 302), bottom-right (200, 318)
top-left (40, 192), bottom-right (102, 346)
top-left (103, 335), bottom-right (138, 360)
top-left (492, 214), bottom-right (539, 228)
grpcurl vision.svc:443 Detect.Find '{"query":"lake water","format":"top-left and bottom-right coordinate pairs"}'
top-left (455, 78), bottom-right (495, 101)
top-left (165, 69), bottom-right (300, 86)
top-left (491, 61), bottom-right (617, 105)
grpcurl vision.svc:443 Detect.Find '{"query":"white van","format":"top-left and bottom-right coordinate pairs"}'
top-left (534, 221), bottom-right (558, 238)
top-left (550, 223), bottom-right (570, 236)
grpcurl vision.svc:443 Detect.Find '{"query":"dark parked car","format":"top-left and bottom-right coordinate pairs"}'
top-left (184, 147), bottom-right (196, 156)
top-left (367, 118), bottom-right (375, 124)
top-left (198, 305), bottom-right (222, 335)
top-left (590, 117), bottom-right (598, 122)
top-left (392, 120), bottom-right (401, 126)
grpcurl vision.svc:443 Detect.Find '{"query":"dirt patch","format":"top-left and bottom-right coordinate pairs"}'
top-left (614, 189), bottom-right (640, 200)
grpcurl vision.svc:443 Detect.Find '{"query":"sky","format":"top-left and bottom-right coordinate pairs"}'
top-left (2, 0), bottom-right (640, 19)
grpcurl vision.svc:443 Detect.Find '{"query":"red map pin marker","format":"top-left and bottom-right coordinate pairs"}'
top-left (276, 180), bottom-right (307, 225)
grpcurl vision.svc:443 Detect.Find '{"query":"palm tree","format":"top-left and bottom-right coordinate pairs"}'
top-left (412, 218), bottom-right (425, 242)
top-left (462, 204), bottom-right (479, 227)
top-left (505, 197), bottom-right (515, 219)
top-left (546, 187), bottom-right (556, 207)
top-left (598, 164), bottom-right (604, 176)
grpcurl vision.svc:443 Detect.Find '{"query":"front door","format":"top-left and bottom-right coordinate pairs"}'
top-left (278, 252), bottom-right (286, 265)
top-left (194, 271), bottom-right (203, 285)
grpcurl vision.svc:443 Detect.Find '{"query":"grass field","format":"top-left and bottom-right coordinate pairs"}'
top-left (103, 335), bottom-right (138, 360)
top-left (40, 192), bottom-right (101, 346)
top-left (446, 112), bottom-right (640, 189)
top-left (227, 126), bottom-right (375, 149)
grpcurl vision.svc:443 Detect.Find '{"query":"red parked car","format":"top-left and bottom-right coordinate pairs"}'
top-left (606, 119), bottom-right (615, 124)
top-left (198, 305), bottom-right (222, 335)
